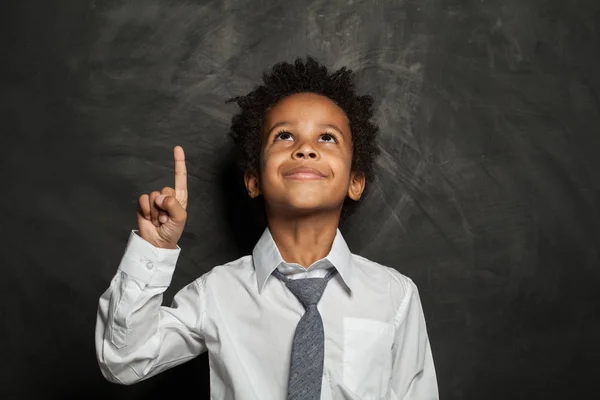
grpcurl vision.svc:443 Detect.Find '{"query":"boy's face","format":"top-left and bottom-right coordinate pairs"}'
top-left (244, 92), bottom-right (365, 216)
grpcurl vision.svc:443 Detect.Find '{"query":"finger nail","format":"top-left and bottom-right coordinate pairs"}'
top-left (159, 215), bottom-right (168, 223)
top-left (156, 195), bottom-right (165, 205)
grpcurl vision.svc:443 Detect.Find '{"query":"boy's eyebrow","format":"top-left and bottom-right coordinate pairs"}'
top-left (266, 121), bottom-right (289, 134)
top-left (318, 123), bottom-right (345, 136)
top-left (266, 121), bottom-right (346, 136)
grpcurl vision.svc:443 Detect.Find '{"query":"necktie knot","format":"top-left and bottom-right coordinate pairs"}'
top-left (272, 268), bottom-right (338, 309)
top-left (285, 278), bottom-right (328, 308)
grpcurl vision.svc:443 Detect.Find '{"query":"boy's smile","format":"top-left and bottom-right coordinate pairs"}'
top-left (282, 165), bottom-right (327, 180)
top-left (244, 92), bottom-right (365, 215)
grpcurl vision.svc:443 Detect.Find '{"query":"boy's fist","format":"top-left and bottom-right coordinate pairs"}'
top-left (136, 146), bottom-right (188, 249)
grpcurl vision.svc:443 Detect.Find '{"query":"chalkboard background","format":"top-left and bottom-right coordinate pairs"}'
top-left (2, 0), bottom-right (599, 399)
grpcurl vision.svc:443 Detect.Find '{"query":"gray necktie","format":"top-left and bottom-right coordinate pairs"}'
top-left (272, 268), bottom-right (338, 400)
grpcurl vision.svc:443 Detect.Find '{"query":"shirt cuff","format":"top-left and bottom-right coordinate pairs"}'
top-left (117, 230), bottom-right (182, 287)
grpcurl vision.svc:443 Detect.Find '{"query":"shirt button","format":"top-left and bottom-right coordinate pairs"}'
top-left (146, 261), bottom-right (154, 270)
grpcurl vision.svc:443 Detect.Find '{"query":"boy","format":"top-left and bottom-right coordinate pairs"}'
top-left (95, 57), bottom-right (438, 399)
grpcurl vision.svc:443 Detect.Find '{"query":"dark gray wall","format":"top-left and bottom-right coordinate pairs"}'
top-left (2, 0), bottom-right (599, 398)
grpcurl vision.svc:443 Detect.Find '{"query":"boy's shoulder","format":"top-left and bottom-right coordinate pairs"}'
top-left (204, 254), bottom-right (253, 274)
top-left (351, 253), bottom-right (418, 293)
top-left (196, 254), bottom-right (254, 286)
top-left (350, 254), bottom-right (422, 317)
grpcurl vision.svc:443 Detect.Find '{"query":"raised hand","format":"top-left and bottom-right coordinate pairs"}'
top-left (136, 146), bottom-right (188, 249)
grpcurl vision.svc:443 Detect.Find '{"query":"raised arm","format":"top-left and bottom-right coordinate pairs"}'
top-left (95, 146), bottom-right (207, 384)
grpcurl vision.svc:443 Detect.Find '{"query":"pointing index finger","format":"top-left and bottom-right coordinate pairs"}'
top-left (173, 145), bottom-right (188, 203)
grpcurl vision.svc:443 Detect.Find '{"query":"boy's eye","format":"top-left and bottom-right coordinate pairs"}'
top-left (319, 133), bottom-right (337, 143)
top-left (274, 131), bottom-right (294, 141)
top-left (273, 130), bottom-right (338, 143)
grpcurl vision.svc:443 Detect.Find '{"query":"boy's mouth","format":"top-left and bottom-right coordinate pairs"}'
top-left (283, 166), bottom-right (327, 180)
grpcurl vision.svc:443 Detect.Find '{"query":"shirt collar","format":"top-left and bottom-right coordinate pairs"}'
top-left (252, 226), bottom-right (353, 294)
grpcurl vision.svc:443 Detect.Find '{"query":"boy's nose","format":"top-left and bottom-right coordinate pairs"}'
top-left (293, 148), bottom-right (318, 160)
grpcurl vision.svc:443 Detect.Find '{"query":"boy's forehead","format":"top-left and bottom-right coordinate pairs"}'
top-left (263, 93), bottom-right (350, 127)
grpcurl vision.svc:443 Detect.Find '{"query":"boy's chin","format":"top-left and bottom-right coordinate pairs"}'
top-left (270, 199), bottom-right (344, 216)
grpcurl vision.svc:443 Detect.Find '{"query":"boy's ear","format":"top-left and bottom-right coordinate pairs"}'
top-left (347, 171), bottom-right (366, 201)
top-left (244, 170), bottom-right (261, 198)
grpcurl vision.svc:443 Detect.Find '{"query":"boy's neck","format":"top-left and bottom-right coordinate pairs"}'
top-left (266, 210), bottom-right (342, 269)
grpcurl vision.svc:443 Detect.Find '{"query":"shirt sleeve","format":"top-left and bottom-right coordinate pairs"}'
top-left (390, 278), bottom-right (439, 400)
top-left (95, 230), bottom-right (208, 385)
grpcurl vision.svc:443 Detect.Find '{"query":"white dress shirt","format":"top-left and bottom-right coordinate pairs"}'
top-left (95, 227), bottom-right (438, 399)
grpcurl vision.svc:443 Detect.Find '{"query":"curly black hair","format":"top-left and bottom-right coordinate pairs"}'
top-left (226, 56), bottom-right (380, 218)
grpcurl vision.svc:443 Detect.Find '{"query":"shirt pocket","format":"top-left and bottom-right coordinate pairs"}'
top-left (343, 317), bottom-right (395, 400)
